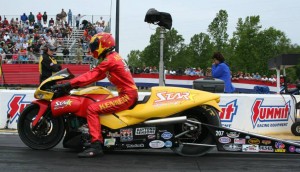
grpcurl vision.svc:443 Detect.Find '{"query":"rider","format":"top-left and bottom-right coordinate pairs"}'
top-left (55, 32), bottom-right (138, 158)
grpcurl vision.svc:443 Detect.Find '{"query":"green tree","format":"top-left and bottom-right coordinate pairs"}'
top-left (208, 9), bottom-right (229, 51)
top-left (140, 27), bottom-right (185, 68)
top-left (187, 33), bottom-right (214, 69)
top-left (127, 50), bottom-right (142, 73)
top-left (230, 16), bottom-right (262, 73)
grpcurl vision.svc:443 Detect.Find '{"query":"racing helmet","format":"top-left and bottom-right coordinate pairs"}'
top-left (89, 32), bottom-right (115, 59)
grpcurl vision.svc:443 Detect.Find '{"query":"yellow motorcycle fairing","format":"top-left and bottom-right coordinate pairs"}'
top-left (34, 68), bottom-right (75, 101)
top-left (72, 86), bottom-right (114, 98)
top-left (100, 86), bottom-right (221, 129)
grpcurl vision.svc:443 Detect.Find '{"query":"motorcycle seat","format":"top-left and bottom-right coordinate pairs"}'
top-left (129, 95), bottom-right (151, 109)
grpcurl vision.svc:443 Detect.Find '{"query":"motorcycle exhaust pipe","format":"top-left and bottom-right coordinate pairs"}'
top-left (144, 116), bottom-right (187, 125)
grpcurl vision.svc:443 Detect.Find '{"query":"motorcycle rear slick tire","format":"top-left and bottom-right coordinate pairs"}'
top-left (172, 106), bottom-right (220, 156)
top-left (17, 104), bottom-right (65, 150)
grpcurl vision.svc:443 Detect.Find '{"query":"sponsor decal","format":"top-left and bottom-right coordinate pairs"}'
top-left (7, 94), bottom-right (30, 124)
top-left (248, 138), bottom-right (260, 145)
top-left (153, 91), bottom-right (191, 106)
top-left (226, 132), bottom-right (240, 138)
top-left (120, 128), bottom-right (133, 142)
top-left (147, 135), bottom-right (156, 139)
top-left (275, 149), bottom-right (286, 152)
top-left (259, 146), bottom-right (274, 152)
top-left (234, 138), bottom-right (246, 144)
top-left (218, 137), bottom-right (231, 144)
top-left (149, 140), bottom-right (165, 149)
top-left (219, 100), bottom-right (238, 127)
top-left (104, 138), bottom-right (116, 146)
top-left (161, 132), bottom-right (173, 140)
top-left (289, 146), bottom-right (296, 153)
top-left (54, 99), bottom-right (72, 110)
top-left (135, 127), bottom-right (156, 135)
top-left (245, 136), bottom-right (251, 139)
top-left (275, 142), bottom-right (285, 149)
top-left (222, 144), bottom-right (242, 152)
top-left (295, 148), bottom-right (300, 153)
top-left (251, 99), bottom-right (291, 128)
top-left (107, 132), bottom-right (121, 137)
top-left (126, 144), bottom-right (144, 148)
top-left (261, 140), bottom-right (272, 145)
top-left (215, 130), bottom-right (224, 137)
top-left (164, 141), bottom-right (173, 148)
top-left (242, 144), bottom-right (259, 152)
top-left (100, 95), bottom-right (130, 110)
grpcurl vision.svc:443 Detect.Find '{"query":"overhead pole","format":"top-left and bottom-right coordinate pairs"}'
top-left (115, 0), bottom-right (120, 52)
top-left (159, 27), bottom-right (166, 86)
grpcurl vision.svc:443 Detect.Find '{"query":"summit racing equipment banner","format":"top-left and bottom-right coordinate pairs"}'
top-left (218, 94), bottom-right (297, 135)
top-left (0, 90), bottom-right (298, 136)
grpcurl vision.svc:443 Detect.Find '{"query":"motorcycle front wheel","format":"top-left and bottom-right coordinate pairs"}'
top-left (17, 104), bottom-right (65, 150)
top-left (172, 105), bottom-right (221, 156)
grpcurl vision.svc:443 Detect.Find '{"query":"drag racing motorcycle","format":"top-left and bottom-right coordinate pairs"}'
top-left (18, 68), bottom-right (222, 156)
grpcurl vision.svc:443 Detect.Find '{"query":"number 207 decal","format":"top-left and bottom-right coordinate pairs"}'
top-left (216, 130), bottom-right (224, 136)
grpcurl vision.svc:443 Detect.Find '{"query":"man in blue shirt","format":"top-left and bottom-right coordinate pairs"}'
top-left (211, 52), bottom-right (235, 93)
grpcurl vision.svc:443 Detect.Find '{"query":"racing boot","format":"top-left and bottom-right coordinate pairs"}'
top-left (78, 141), bottom-right (103, 158)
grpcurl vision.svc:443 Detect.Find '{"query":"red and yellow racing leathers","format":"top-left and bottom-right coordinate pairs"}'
top-left (70, 52), bottom-right (138, 143)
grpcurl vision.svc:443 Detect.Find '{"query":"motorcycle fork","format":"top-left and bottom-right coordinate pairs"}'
top-left (32, 108), bottom-right (52, 132)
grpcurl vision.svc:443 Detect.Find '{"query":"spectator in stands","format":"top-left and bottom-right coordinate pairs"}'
top-left (99, 16), bottom-right (105, 27)
top-left (36, 12), bottom-right (43, 28)
top-left (75, 14), bottom-right (85, 29)
top-left (62, 46), bottom-right (70, 64)
top-left (95, 22), bottom-right (104, 33)
top-left (21, 13), bottom-right (28, 24)
top-left (15, 39), bottom-right (22, 50)
top-left (48, 35), bottom-right (56, 46)
top-left (244, 73), bottom-right (252, 80)
top-left (28, 12), bottom-right (35, 24)
top-left (12, 48), bottom-right (18, 64)
top-left (169, 69), bottom-right (176, 75)
top-left (68, 9), bottom-right (73, 26)
top-left (269, 74), bottom-right (276, 83)
top-left (18, 47), bottom-right (28, 64)
top-left (28, 22), bottom-right (34, 34)
top-left (253, 72), bottom-right (261, 80)
top-left (75, 43), bottom-right (83, 64)
top-left (211, 52), bottom-right (235, 93)
top-left (60, 9), bottom-right (67, 25)
top-left (39, 43), bottom-right (61, 87)
top-left (49, 18), bottom-right (54, 27)
top-left (3, 32), bottom-right (10, 42)
top-left (42, 21), bottom-right (48, 32)
top-left (189, 68), bottom-right (197, 76)
top-left (22, 40), bottom-right (28, 50)
top-left (261, 75), bottom-right (269, 82)
top-left (42, 12), bottom-right (48, 23)
top-left (151, 66), bottom-right (158, 73)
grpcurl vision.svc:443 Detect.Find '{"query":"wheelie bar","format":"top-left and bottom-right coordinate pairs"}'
top-left (187, 120), bottom-right (300, 154)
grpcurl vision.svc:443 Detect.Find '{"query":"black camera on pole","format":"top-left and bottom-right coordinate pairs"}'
top-left (144, 8), bottom-right (172, 30)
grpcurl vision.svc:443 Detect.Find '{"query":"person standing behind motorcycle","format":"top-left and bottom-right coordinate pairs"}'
top-left (39, 44), bottom-right (61, 89)
top-left (211, 52), bottom-right (235, 93)
top-left (54, 32), bottom-right (138, 158)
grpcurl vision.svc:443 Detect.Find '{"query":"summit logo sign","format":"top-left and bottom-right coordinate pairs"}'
top-left (251, 98), bottom-right (290, 128)
top-left (219, 100), bottom-right (238, 122)
top-left (7, 94), bottom-right (30, 124)
top-left (219, 100), bottom-right (238, 127)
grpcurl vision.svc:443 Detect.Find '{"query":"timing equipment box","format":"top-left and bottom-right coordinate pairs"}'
top-left (193, 78), bottom-right (224, 93)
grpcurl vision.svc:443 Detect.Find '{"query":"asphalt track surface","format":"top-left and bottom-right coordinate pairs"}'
top-left (1, 134), bottom-right (300, 172)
